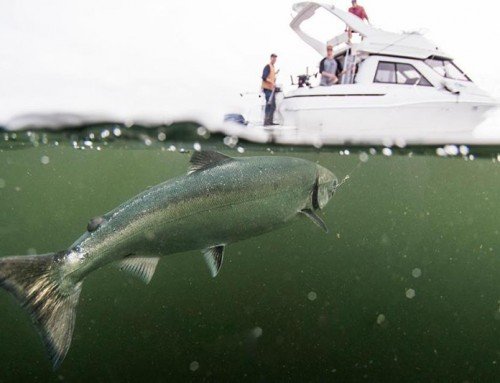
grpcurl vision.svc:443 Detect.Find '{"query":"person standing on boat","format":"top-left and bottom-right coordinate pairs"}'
top-left (319, 45), bottom-right (342, 86)
top-left (347, 0), bottom-right (370, 41)
top-left (261, 53), bottom-right (278, 126)
top-left (349, 0), bottom-right (369, 22)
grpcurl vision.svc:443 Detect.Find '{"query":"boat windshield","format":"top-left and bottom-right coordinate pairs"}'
top-left (425, 58), bottom-right (471, 82)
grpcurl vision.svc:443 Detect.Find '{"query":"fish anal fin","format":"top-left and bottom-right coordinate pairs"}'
top-left (203, 245), bottom-right (225, 278)
top-left (188, 151), bottom-right (232, 174)
top-left (118, 256), bottom-right (160, 284)
top-left (301, 209), bottom-right (329, 233)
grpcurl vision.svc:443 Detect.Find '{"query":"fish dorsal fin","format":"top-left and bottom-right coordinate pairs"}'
top-left (188, 151), bottom-right (232, 174)
top-left (203, 245), bottom-right (225, 277)
top-left (300, 209), bottom-right (329, 233)
top-left (118, 256), bottom-right (160, 284)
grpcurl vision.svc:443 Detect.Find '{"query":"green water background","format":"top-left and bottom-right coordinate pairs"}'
top-left (1, 128), bottom-right (500, 382)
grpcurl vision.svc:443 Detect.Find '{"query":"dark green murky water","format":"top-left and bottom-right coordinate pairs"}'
top-left (1, 125), bottom-right (500, 382)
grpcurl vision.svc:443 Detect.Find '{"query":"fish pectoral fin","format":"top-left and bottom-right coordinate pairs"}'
top-left (300, 209), bottom-right (329, 233)
top-left (203, 245), bottom-right (225, 278)
top-left (117, 256), bottom-right (160, 284)
top-left (188, 151), bottom-right (233, 174)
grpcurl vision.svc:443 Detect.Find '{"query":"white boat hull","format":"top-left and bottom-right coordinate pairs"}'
top-left (282, 99), bottom-right (494, 134)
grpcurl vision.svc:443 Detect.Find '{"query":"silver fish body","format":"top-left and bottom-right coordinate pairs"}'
top-left (0, 151), bottom-right (338, 368)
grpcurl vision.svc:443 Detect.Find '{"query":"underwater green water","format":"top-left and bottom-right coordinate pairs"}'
top-left (1, 127), bottom-right (500, 382)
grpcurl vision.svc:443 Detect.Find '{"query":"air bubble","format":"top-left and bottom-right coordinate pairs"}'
top-left (412, 268), bottom-right (422, 278)
top-left (101, 130), bottom-right (110, 139)
top-left (197, 126), bottom-right (209, 137)
top-left (436, 148), bottom-right (446, 157)
top-left (359, 152), bottom-right (369, 162)
top-left (405, 289), bottom-right (416, 299)
top-left (376, 314), bottom-right (386, 325)
top-left (382, 148), bottom-right (392, 156)
top-left (251, 327), bottom-right (263, 338)
top-left (41, 155), bottom-right (50, 165)
top-left (444, 145), bottom-right (459, 156)
top-left (307, 291), bottom-right (317, 301)
top-left (459, 145), bottom-right (469, 156)
top-left (223, 136), bottom-right (238, 148)
top-left (189, 361), bottom-right (199, 372)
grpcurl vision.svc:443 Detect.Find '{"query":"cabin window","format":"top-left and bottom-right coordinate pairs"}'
top-left (374, 62), bottom-right (432, 86)
top-left (374, 62), bottom-right (396, 83)
top-left (425, 58), bottom-right (471, 82)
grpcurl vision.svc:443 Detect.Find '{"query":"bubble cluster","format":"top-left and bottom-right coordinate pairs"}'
top-left (436, 145), bottom-right (470, 158)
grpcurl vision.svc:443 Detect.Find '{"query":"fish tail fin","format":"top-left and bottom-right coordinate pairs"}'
top-left (0, 252), bottom-right (82, 369)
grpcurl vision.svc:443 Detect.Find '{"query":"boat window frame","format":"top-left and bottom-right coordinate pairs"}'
top-left (424, 57), bottom-right (472, 82)
top-left (373, 60), bottom-right (433, 87)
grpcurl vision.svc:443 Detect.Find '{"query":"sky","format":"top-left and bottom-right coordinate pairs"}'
top-left (0, 0), bottom-right (499, 127)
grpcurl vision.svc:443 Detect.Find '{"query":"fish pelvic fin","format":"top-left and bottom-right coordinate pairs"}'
top-left (118, 256), bottom-right (160, 284)
top-left (300, 209), bottom-right (329, 233)
top-left (203, 245), bottom-right (225, 278)
top-left (0, 252), bottom-right (82, 370)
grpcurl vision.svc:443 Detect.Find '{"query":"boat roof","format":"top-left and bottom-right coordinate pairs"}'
top-left (290, 2), bottom-right (452, 60)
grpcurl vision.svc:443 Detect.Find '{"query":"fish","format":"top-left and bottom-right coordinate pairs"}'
top-left (0, 150), bottom-right (338, 369)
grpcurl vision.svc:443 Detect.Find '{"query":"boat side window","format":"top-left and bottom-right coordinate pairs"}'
top-left (425, 58), bottom-right (471, 81)
top-left (374, 62), bottom-right (396, 83)
top-left (374, 61), bottom-right (432, 86)
top-left (395, 63), bottom-right (432, 86)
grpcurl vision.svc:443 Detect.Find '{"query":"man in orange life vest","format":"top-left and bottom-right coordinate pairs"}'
top-left (261, 53), bottom-right (278, 126)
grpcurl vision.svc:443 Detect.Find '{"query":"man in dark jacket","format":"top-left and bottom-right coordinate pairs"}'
top-left (319, 45), bottom-right (343, 86)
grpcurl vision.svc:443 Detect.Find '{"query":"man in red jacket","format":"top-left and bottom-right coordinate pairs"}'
top-left (349, 0), bottom-right (369, 22)
top-left (347, 0), bottom-right (370, 41)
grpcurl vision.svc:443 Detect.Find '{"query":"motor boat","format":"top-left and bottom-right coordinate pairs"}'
top-left (219, 2), bottom-right (498, 145)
